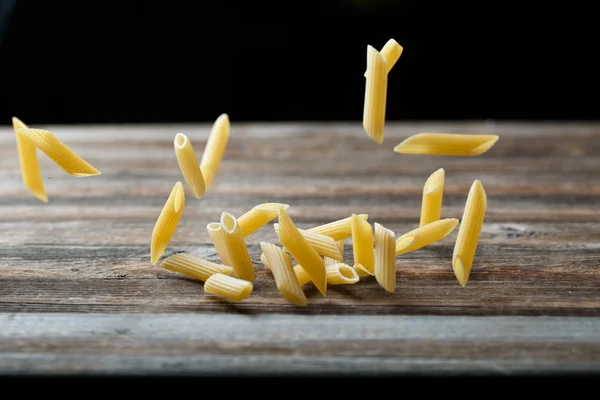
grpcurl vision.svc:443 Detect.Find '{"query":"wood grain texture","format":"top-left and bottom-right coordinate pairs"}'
top-left (1, 122), bottom-right (600, 374)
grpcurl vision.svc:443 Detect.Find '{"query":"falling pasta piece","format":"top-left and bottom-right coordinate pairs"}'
top-left (278, 209), bottom-right (327, 296)
top-left (453, 180), bottom-right (487, 287)
top-left (364, 38), bottom-right (403, 76)
top-left (16, 128), bottom-right (101, 177)
top-left (308, 214), bottom-right (368, 241)
top-left (12, 117), bottom-right (47, 203)
top-left (150, 182), bottom-right (185, 265)
top-left (260, 242), bottom-right (307, 306)
top-left (200, 113), bottom-right (230, 189)
top-left (325, 240), bottom-right (345, 266)
top-left (363, 45), bottom-right (388, 144)
top-left (353, 263), bottom-right (373, 278)
top-left (274, 223), bottom-right (342, 261)
top-left (394, 133), bottom-right (499, 156)
top-left (161, 253), bottom-right (233, 281)
top-left (374, 223), bottom-right (396, 293)
top-left (204, 273), bottom-right (253, 302)
top-left (293, 266), bottom-right (312, 286)
top-left (220, 212), bottom-right (254, 282)
top-left (396, 218), bottom-right (459, 255)
top-left (174, 133), bottom-right (206, 199)
top-left (351, 214), bottom-right (375, 275)
top-left (207, 222), bottom-right (232, 267)
top-left (420, 168), bottom-right (445, 226)
top-left (326, 263), bottom-right (360, 285)
top-left (238, 203), bottom-right (290, 237)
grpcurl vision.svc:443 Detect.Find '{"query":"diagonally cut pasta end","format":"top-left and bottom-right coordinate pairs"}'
top-left (220, 212), bottom-right (237, 234)
top-left (393, 135), bottom-right (420, 154)
top-left (424, 168), bottom-right (445, 194)
top-left (32, 189), bottom-right (49, 203)
top-left (453, 256), bottom-right (470, 288)
top-left (173, 182), bottom-right (184, 213)
top-left (280, 288), bottom-right (308, 307)
top-left (354, 263), bottom-right (373, 277)
top-left (395, 235), bottom-right (417, 255)
top-left (470, 135), bottom-right (499, 156)
top-left (72, 169), bottom-right (102, 177)
top-left (174, 133), bottom-right (187, 149)
top-left (12, 116), bottom-right (28, 130)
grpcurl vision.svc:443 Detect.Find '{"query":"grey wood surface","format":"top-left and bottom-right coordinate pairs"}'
top-left (1, 121), bottom-right (599, 374)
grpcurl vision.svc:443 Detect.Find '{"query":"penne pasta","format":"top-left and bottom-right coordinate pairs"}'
top-left (204, 273), bottom-right (253, 302)
top-left (160, 253), bottom-right (233, 281)
top-left (326, 263), bottom-right (360, 285)
top-left (453, 180), bottom-right (487, 287)
top-left (150, 182), bottom-right (185, 265)
top-left (351, 214), bottom-right (375, 275)
top-left (293, 265), bottom-right (312, 286)
top-left (308, 214), bottom-right (368, 241)
top-left (12, 117), bottom-right (47, 203)
top-left (325, 240), bottom-right (345, 266)
top-left (260, 242), bottom-right (307, 306)
top-left (364, 38), bottom-right (403, 76)
top-left (363, 45), bottom-right (388, 144)
top-left (16, 128), bottom-right (101, 177)
top-left (238, 203), bottom-right (290, 237)
top-left (174, 133), bottom-right (206, 199)
top-left (207, 222), bottom-right (232, 267)
top-left (394, 133), bottom-right (499, 156)
top-left (396, 218), bottom-right (459, 255)
top-left (353, 263), bottom-right (373, 278)
top-left (200, 113), bottom-right (230, 190)
top-left (261, 253), bottom-right (272, 271)
top-left (374, 223), bottom-right (396, 293)
top-left (420, 168), bottom-right (445, 226)
top-left (274, 223), bottom-right (342, 261)
top-left (220, 212), bottom-right (255, 283)
top-left (277, 209), bottom-right (327, 296)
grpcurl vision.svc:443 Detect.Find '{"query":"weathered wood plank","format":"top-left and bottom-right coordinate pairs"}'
top-left (1, 313), bottom-right (599, 375)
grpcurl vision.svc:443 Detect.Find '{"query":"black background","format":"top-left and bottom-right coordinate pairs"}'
top-left (0, 0), bottom-right (598, 124)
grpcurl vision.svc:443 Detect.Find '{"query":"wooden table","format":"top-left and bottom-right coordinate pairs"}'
top-left (1, 122), bottom-right (599, 376)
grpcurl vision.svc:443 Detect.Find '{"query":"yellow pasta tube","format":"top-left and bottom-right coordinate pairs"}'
top-left (174, 133), bottom-right (206, 199)
top-left (364, 38), bottom-right (403, 76)
top-left (326, 263), bottom-right (359, 285)
top-left (207, 222), bottom-right (232, 267)
top-left (16, 128), bottom-right (101, 177)
top-left (260, 242), bottom-right (307, 306)
top-left (396, 218), bottom-right (459, 255)
top-left (278, 209), bottom-right (327, 296)
top-left (160, 253), bottom-right (233, 281)
top-left (200, 113), bottom-right (230, 189)
top-left (308, 214), bottom-right (368, 241)
top-left (363, 45), bottom-right (388, 144)
top-left (453, 180), bottom-right (487, 287)
top-left (204, 273), bottom-right (253, 302)
top-left (238, 203), bottom-right (290, 237)
top-left (151, 182), bottom-right (185, 265)
top-left (351, 214), bottom-right (374, 275)
top-left (220, 212), bottom-right (254, 283)
top-left (12, 117), bottom-right (47, 203)
top-left (420, 168), bottom-right (445, 226)
top-left (353, 263), bottom-right (372, 278)
top-left (263, 255), bottom-right (311, 287)
top-left (374, 223), bottom-right (396, 293)
top-left (325, 240), bottom-right (345, 266)
top-left (394, 133), bottom-right (499, 156)
top-left (274, 223), bottom-right (342, 261)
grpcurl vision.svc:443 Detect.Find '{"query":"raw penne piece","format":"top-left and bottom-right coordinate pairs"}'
top-left (220, 212), bottom-right (254, 283)
top-left (326, 263), bottom-right (360, 285)
top-left (207, 222), bottom-right (232, 267)
top-left (12, 117), bottom-right (47, 203)
top-left (260, 242), bottom-right (307, 306)
top-left (308, 214), bottom-right (368, 241)
top-left (396, 218), bottom-right (459, 255)
top-left (150, 182), bottom-right (185, 265)
top-left (293, 265), bottom-right (312, 286)
top-left (200, 113), bottom-right (229, 190)
top-left (16, 128), bottom-right (101, 176)
top-left (204, 273), bottom-right (253, 302)
top-left (174, 133), bottom-right (206, 199)
top-left (374, 223), bottom-right (396, 293)
top-left (351, 214), bottom-right (374, 275)
top-left (394, 133), bottom-right (499, 156)
top-left (261, 253), bottom-right (271, 270)
top-left (274, 224), bottom-right (342, 261)
top-left (354, 263), bottom-right (373, 278)
top-left (325, 240), bottom-right (345, 266)
top-left (238, 203), bottom-right (290, 237)
top-left (278, 209), bottom-right (327, 296)
top-left (453, 180), bottom-right (487, 287)
top-left (420, 168), bottom-right (445, 226)
top-left (363, 45), bottom-right (388, 144)
top-left (364, 38), bottom-right (403, 76)
top-left (160, 253), bottom-right (233, 281)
